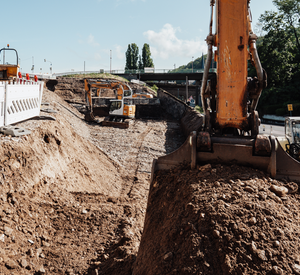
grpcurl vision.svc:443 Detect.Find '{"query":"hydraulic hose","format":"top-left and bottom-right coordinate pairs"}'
top-left (248, 3), bottom-right (265, 112)
top-left (201, 0), bottom-right (215, 112)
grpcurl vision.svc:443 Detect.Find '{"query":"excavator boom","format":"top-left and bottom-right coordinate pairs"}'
top-left (150, 0), bottom-right (300, 182)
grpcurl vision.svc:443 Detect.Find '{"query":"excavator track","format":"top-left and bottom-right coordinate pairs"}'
top-left (101, 116), bottom-right (130, 129)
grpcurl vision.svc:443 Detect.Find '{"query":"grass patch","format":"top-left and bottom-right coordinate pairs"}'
top-left (195, 105), bottom-right (203, 113)
top-left (60, 73), bottom-right (128, 82)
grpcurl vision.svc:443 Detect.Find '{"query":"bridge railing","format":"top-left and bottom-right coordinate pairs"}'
top-left (52, 68), bottom-right (217, 77)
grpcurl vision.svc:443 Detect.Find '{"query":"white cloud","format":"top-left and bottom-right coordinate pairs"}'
top-left (114, 45), bottom-right (124, 60)
top-left (144, 23), bottom-right (206, 60)
top-left (87, 34), bottom-right (99, 47)
top-left (94, 53), bottom-right (102, 60)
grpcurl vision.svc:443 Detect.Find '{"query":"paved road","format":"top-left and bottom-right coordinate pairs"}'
top-left (259, 124), bottom-right (285, 137)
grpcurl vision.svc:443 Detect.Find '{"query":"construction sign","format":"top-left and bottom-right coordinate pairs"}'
top-left (288, 104), bottom-right (293, 111)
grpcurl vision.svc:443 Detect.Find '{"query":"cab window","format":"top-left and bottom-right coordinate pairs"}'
top-left (110, 101), bottom-right (122, 112)
top-left (124, 90), bottom-right (131, 97)
top-left (293, 122), bottom-right (300, 143)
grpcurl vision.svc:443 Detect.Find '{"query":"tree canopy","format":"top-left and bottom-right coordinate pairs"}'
top-left (125, 43), bottom-right (154, 71)
top-left (255, 0), bottom-right (300, 116)
top-left (125, 43), bottom-right (139, 70)
top-left (142, 43), bottom-right (154, 68)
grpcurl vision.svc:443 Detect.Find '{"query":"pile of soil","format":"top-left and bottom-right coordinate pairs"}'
top-left (45, 78), bottom-right (156, 103)
top-left (0, 108), bottom-right (139, 274)
top-left (133, 163), bottom-right (300, 274)
top-left (0, 86), bottom-right (183, 275)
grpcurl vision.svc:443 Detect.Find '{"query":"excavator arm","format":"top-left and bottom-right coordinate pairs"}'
top-left (151, 0), bottom-right (300, 181)
top-left (202, 0), bottom-right (266, 135)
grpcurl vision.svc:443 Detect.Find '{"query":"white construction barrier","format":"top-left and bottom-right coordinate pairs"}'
top-left (4, 80), bottom-right (43, 126)
top-left (0, 82), bottom-right (5, 127)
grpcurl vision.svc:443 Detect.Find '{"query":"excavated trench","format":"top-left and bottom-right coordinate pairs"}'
top-left (1, 78), bottom-right (298, 275)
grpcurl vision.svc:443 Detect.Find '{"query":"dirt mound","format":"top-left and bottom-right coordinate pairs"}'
top-left (0, 89), bottom-right (141, 274)
top-left (46, 78), bottom-right (85, 101)
top-left (0, 86), bottom-right (185, 274)
top-left (133, 164), bottom-right (300, 275)
top-left (45, 78), bottom-right (156, 103)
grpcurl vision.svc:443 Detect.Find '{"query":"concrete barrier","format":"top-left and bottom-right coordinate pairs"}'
top-left (0, 82), bottom-right (5, 127)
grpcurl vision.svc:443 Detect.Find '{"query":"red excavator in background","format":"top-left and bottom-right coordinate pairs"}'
top-left (151, 0), bottom-right (300, 181)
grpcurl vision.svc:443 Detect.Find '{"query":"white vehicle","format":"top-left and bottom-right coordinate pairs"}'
top-left (285, 117), bottom-right (300, 161)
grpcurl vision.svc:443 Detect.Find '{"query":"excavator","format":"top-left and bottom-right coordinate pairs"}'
top-left (284, 117), bottom-right (300, 161)
top-left (151, 0), bottom-right (300, 181)
top-left (0, 45), bottom-right (19, 80)
top-left (84, 78), bottom-right (136, 128)
top-left (84, 78), bottom-right (160, 127)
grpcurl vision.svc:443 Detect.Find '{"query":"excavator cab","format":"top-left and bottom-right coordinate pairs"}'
top-left (150, 0), bottom-right (300, 181)
top-left (285, 117), bottom-right (300, 161)
top-left (0, 45), bottom-right (19, 80)
top-left (109, 99), bottom-right (135, 118)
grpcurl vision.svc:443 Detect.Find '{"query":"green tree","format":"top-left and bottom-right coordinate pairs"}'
top-left (255, 0), bottom-right (300, 115)
top-left (138, 55), bottom-right (143, 70)
top-left (125, 44), bottom-right (132, 70)
top-left (273, 0), bottom-right (300, 52)
top-left (125, 43), bottom-right (139, 70)
top-left (142, 43), bottom-right (154, 68)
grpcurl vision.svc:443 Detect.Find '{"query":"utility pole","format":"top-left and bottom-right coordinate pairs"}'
top-left (110, 50), bottom-right (112, 73)
top-left (31, 57), bottom-right (34, 73)
top-left (192, 56), bottom-right (194, 73)
top-left (186, 76), bottom-right (189, 103)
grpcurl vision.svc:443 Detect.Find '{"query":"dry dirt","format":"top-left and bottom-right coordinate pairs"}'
top-left (0, 80), bottom-right (300, 275)
top-left (134, 164), bottom-right (300, 275)
top-left (0, 85), bottom-right (184, 275)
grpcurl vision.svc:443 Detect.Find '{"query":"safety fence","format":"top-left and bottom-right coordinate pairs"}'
top-left (0, 79), bottom-right (44, 127)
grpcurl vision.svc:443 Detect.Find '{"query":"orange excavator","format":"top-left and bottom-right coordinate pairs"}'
top-left (84, 79), bottom-right (135, 126)
top-left (151, 0), bottom-right (300, 181)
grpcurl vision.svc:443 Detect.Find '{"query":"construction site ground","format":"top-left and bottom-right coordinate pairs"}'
top-left (0, 85), bottom-right (184, 275)
top-left (0, 80), bottom-right (300, 275)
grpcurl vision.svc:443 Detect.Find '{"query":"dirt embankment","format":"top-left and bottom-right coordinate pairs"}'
top-left (0, 87), bottom-right (184, 275)
top-left (133, 164), bottom-right (300, 275)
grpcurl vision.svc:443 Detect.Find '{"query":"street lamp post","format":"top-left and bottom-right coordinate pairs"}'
top-left (110, 50), bottom-right (112, 73)
top-left (44, 59), bottom-right (52, 74)
top-left (192, 56), bottom-right (194, 73)
top-left (31, 56), bottom-right (34, 73)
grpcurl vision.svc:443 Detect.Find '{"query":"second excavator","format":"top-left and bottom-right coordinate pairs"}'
top-left (151, 0), bottom-right (300, 181)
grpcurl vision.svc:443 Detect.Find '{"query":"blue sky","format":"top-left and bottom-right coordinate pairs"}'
top-left (1, 0), bottom-right (276, 74)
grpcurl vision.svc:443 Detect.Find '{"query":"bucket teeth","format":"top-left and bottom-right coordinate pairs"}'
top-left (151, 132), bottom-right (300, 183)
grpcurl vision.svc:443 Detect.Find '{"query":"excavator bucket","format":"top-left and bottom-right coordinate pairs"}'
top-left (151, 132), bottom-right (300, 183)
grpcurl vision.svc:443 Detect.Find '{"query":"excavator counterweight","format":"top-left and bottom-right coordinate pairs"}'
top-left (150, 0), bottom-right (300, 182)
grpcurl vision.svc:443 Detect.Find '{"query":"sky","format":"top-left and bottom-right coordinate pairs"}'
top-left (1, 0), bottom-right (276, 74)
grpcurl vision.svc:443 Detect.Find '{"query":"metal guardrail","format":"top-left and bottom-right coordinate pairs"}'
top-left (51, 68), bottom-right (217, 77)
